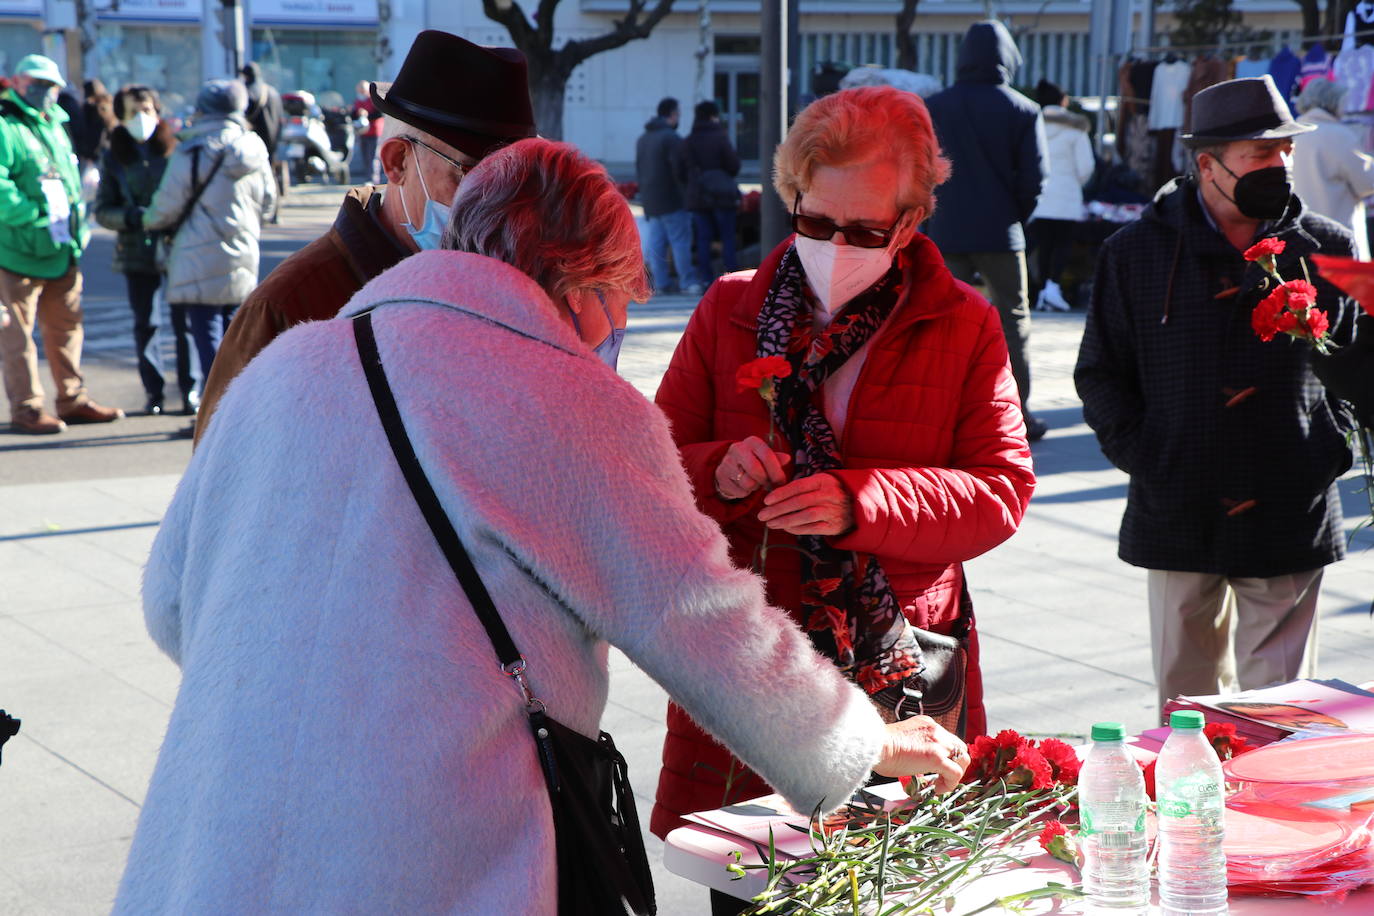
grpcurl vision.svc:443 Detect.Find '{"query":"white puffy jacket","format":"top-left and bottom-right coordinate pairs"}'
top-left (144, 114), bottom-right (275, 305)
top-left (1031, 106), bottom-right (1095, 222)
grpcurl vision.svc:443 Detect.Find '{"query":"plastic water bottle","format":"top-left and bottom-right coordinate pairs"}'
top-left (1157, 710), bottom-right (1228, 915)
top-left (1078, 722), bottom-right (1150, 914)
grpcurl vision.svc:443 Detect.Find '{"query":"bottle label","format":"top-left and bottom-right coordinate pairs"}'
top-left (1159, 798), bottom-right (1191, 817)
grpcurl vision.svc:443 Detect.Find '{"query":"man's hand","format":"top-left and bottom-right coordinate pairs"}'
top-left (756, 472), bottom-right (854, 536)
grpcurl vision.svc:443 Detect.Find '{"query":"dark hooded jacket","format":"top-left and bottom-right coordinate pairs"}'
top-left (924, 21), bottom-right (1047, 253)
top-left (1075, 177), bottom-right (1358, 576)
top-left (94, 119), bottom-right (177, 275)
top-left (634, 115), bottom-right (688, 217)
top-left (241, 63), bottom-right (284, 157)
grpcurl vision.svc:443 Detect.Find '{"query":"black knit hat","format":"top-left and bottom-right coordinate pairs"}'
top-left (1035, 78), bottom-right (1066, 108)
top-left (370, 30), bottom-right (537, 160)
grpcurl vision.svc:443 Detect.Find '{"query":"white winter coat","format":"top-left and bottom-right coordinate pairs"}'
top-left (116, 251), bottom-right (886, 914)
top-left (143, 114), bottom-right (276, 305)
top-left (1031, 106), bottom-right (1095, 222)
top-left (1292, 108), bottom-right (1374, 260)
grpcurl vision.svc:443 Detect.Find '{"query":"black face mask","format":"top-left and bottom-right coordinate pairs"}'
top-left (1213, 161), bottom-right (1293, 220)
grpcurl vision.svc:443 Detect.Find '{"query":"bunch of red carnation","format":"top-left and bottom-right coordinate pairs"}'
top-left (960, 729), bottom-right (1082, 791)
top-left (1245, 239), bottom-right (1334, 354)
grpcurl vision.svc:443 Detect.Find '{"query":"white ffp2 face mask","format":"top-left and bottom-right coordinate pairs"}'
top-left (794, 235), bottom-right (899, 313)
top-left (125, 112), bottom-right (158, 143)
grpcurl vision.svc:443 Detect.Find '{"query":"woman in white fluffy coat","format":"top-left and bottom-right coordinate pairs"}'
top-left (117, 139), bottom-right (967, 914)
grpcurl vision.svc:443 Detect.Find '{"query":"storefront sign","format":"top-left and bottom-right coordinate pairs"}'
top-left (94, 0), bottom-right (200, 21)
top-left (0, 0), bottom-right (42, 17)
top-left (250, 0), bottom-right (378, 25)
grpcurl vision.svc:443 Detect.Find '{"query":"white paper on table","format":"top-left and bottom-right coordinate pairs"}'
top-left (41, 178), bottom-right (70, 245)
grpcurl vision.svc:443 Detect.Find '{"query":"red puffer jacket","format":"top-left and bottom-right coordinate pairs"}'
top-left (649, 233), bottom-right (1035, 838)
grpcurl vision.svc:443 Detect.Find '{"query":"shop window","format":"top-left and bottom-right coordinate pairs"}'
top-left (93, 23), bottom-right (202, 116)
top-left (250, 29), bottom-right (374, 106)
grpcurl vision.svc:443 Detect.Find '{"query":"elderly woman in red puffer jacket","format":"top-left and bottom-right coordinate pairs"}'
top-left (650, 86), bottom-right (1036, 861)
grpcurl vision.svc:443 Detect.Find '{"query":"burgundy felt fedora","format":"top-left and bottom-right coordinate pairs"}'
top-left (371, 30), bottom-right (537, 160)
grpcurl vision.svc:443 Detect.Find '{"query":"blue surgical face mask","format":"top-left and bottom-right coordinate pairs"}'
top-left (569, 291), bottom-right (625, 370)
top-left (21, 82), bottom-right (57, 112)
top-left (398, 148), bottom-right (452, 250)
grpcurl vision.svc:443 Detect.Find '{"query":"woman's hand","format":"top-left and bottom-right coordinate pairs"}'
top-left (872, 716), bottom-right (968, 793)
top-left (757, 473), bottom-right (854, 536)
top-left (715, 436), bottom-right (791, 500)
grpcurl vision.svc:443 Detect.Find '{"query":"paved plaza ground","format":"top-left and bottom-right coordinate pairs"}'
top-left (2, 186), bottom-right (1371, 914)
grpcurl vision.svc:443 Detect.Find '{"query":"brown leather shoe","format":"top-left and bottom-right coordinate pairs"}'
top-left (58, 401), bottom-right (125, 425)
top-left (11, 405), bottom-right (66, 434)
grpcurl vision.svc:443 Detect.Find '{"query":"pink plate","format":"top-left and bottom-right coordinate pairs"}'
top-left (1222, 734), bottom-right (1374, 784)
top-left (1223, 807), bottom-right (1352, 858)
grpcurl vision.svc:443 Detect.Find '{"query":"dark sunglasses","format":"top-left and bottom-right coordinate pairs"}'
top-left (405, 136), bottom-right (473, 176)
top-left (791, 193), bottom-right (906, 249)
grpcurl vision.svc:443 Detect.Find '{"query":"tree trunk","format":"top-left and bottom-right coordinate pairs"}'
top-left (896, 0), bottom-right (919, 70)
top-left (531, 73), bottom-right (566, 141)
top-left (1293, 0), bottom-right (1322, 38)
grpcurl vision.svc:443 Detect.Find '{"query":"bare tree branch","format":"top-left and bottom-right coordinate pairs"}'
top-left (482, 0), bottom-right (536, 48)
top-left (556, 0), bottom-right (676, 78)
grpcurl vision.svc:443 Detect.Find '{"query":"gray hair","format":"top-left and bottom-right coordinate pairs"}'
top-left (1188, 142), bottom-right (1231, 179)
top-left (1296, 77), bottom-right (1345, 117)
top-left (442, 137), bottom-right (650, 304)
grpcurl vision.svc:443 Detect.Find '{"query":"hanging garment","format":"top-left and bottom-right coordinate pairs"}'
top-left (1343, 1), bottom-right (1374, 52)
top-left (1268, 46), bottom-right (1303, 115)
top-left (1335, 44), bottom-right (1374, 113)
top-left (1299, 45), bottom-right (1335, 90)
top-left (1149, 60), bottom-right (1192, 130)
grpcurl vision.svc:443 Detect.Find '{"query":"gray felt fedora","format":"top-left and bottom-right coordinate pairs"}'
top-left (1181, 74), bottom-right (1315, 148)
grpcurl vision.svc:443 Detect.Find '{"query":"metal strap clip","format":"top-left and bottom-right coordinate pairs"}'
top-left (502, 658), bottom-right (546, 714)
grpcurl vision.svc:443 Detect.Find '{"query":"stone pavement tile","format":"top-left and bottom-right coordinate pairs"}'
top-left (0, 480), bottom-right (157, 539)
top-left (0, 836), bottom-right (130, 915)
top-left (15, 533), bottom-right (143, 604)
top-left (1, 542), bottom-right (136, 614)
top-left (5, 665), bottom-right (170, 802)
top-left (0, 871), bottom-right (46, 916)
top-left (7, 601), bottom-right (173, 700)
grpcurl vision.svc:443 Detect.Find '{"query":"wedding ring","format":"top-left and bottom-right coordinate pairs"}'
top-left (733, 470), bottom-right (745, 485)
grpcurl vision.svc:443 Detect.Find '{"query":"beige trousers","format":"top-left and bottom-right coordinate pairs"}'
top-left (1147, 568), bottom-right (1322, 714)
top-left (0, 263), bottom-right (86, 417)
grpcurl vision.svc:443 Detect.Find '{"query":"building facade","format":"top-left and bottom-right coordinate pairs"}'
top-left (9, 0), bottom-right (1307, 169)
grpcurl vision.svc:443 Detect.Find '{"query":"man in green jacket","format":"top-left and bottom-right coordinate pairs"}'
top-left (0, 54), bottom-right (122, 434)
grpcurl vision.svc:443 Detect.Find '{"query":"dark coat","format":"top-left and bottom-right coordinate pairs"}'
top-left (1075, 177), bottom-right (1358, 577)
top-left (924, 21), bottom-right (1047, 253)
top-left (684, 120), bottom-right (740, 211)
top-left (634, 116), bottom-right (688, 217)
top-left (243, 79), bottom-right (284, 157)
top-left (94, 121), bottom-right (176, 275)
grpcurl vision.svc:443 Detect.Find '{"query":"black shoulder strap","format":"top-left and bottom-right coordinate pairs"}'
top-left (352, 311), bottom-right (523, 669)
top-left (166, 146), bottom-right (227, 241)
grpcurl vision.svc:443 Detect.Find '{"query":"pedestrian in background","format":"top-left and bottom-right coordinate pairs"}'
top-left (143, 79), bottom-right (275, 400)
top-left (241, 62), bottom-right (283, 220)
top-left (636, 96), bottom-right (701, 295)
top-left (76, 79), bottom-right (116, 200)
top-left (1291, 77), bottom-right (1374, 260)
top-left (0, 54), bottom-right (123, 434)
top-left (192, 31), bottom-right (536, 445)
top-left (351, 79), bottom-right (383, 184)
top-left (1029, 78), bottom-right (1094, 312)
top-left (95, 84), bottom-right (193, 416)
top-left (925, 20), bottom-right (1049, 441)
top-left (1076, 76), bottom-right (1357, 714)
top-left (685, 99), bottom-right (741, 286)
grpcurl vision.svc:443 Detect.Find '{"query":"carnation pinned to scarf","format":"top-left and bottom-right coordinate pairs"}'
top-left (1245, 239), bottom-right (1335, 355)
top-left (752, 245), bottom-right (923, 699)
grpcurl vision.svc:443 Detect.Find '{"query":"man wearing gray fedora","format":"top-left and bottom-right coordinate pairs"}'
top-left (1075, 75), bottom-right (1359, 714)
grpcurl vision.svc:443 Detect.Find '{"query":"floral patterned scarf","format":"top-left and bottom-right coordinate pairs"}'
top-left (756, 244), bottom-right (923, 696)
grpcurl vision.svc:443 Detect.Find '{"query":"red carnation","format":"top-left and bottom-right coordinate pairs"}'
top-left (1141, 759), bottom-right (1157, 801)
top-left (1282, 279), bottom-right (1318, 310)
top-left (1301, 307), bottom-right (1330, 340)
top-left (1252, 288), bottom-right (1288, 342)
top-left (1243, 238), bottom-right (1286, 261)
top-left (1038, 820), bottom-right (1079, 865)
top-left (1037, 738), bottom-right (1082, 786)
top-left (736, 356), bottom-right (792, 393)
top-left (1005, 746), bottom-right (1055, 790)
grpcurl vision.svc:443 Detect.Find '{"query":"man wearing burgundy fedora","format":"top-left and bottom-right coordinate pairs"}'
top-left (192, 30), bottom-right (536, 444)
top-left (1076, 75), bottom-right (1359, 715)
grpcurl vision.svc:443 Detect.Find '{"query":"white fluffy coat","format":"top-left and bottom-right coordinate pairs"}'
top-left (117, 250), bottom-right (885, 914)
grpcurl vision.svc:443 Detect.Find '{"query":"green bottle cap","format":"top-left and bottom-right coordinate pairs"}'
top-left (1169, 710), bottom-right (1205, 730)
top-left (1091, 722), bottom-right (1126, 741)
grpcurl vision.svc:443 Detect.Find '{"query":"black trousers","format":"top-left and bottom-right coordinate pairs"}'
top-left (125, 272), bottom-right (197, 404)
top-left (1030, 218), bottom-right (1078, 287)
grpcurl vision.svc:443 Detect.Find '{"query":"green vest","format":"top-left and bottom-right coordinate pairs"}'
top-left (0, 89), bottom-right (88, 279)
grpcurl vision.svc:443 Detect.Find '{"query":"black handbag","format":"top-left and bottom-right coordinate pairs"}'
top-left (353, 312), bottom-right (656, 916)
top-left (872, 575), bottom-right (972, 739)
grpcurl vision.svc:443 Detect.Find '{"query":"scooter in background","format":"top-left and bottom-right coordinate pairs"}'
top-left (279, 90), bottom-right (350, 184)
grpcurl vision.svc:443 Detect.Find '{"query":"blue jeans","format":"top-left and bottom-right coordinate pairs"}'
top-left (642, 209), bottom-right (698, 292)
top-left (691, 207), bottom-right (738, 282)
top-left (176, 304), bottom-right (236, 385)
